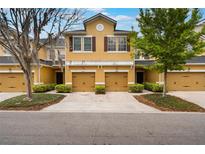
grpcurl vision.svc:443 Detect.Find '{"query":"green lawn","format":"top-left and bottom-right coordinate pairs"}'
top-left (0, 93), bottom-right (65, 110)
top-left (135, 94), bottom-right (205, 112)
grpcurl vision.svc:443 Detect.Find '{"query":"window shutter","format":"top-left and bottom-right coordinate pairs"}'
top-left (69, 37), bottom-right (73, 52)
top-left (92, 37), bottom-right (96, 52)
top-left (127, 37), bottom-right (130, 52)
top-left (104, 37), bottom-right (107, 52)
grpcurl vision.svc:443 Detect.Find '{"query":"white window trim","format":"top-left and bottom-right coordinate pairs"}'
top-left (54, 49), bottom-right (66, 61)
top-left (107, 51), bottom-right (127, 53)
top-left (73, 35), bottom-right (93, 52)
top-left (106, 35), bottom-right (128, 53)
top-left (47, 49), bottom-right (53, 61)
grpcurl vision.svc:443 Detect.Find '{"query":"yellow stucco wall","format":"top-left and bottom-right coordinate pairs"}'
top-left (65, 18), bottom-right (132, 61)
top-left (64, 16), bottom-right (135, 90)
top-left (38, 47), bottom-right (48, 60)
top-left (145, 70), bottom-right (160, 83)
top-left (33, 66), bottom-right (55, 84)
top-left (65, 66), bottom-right (135, 85)
top-left (0, 45), bottom-right (4, 56)
top-left (0, 45), bottom-right (49, 59)
top-left (0, 65), bottom-right (22, 71)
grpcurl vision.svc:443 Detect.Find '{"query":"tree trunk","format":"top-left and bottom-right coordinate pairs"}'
top-left (162, 68), bottom-right (167, 97)
top-left (24, 63), bottom-right (32, 101)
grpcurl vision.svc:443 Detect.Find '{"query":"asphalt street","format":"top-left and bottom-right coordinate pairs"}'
top-left (0, 112), bottom-right (205, 145)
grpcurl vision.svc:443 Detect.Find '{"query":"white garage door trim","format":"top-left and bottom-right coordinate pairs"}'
top-left (104, 70), bottom-right (129, 72)
top-left (0, 70), bottom-right (35, 73)
top-left (168, 70), bottom-right (205, 73)
top-left (71, 70), bottom-right (96, 72)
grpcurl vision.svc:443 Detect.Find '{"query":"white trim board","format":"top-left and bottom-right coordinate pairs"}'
top-left (104, 70), bottom-right (129, 72)
top-left (0, 70), bottom-right (35, 73)
top-left (71, 70), bottom-right (96, 72)
top-left (34, 82), bottom-right (44, 85)
top-left (186, 63), bottom-right (205, 65)
top-left (95, 82), bottom-right (105, 85)
top-left (66, 61), bottom-right (134, 66)
top-left (168, 70), bottom-right (205, 73)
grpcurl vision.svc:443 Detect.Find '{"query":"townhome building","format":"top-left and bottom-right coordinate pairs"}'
top-left (64, 13), bottom-right (134, 91)
top-left (0, 39), bottom-right (65, 92)
top-left (135, 19), bottom-right (205, 91)
top-left (0, 13), bottom-right (205, 92)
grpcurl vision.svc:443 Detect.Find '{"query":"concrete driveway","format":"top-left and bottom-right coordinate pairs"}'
top-left (169, 91), bottom-right (205, 108)
top-left (43, 92), bottom-right (158, 113)
top-left (0, 93), bottom-right (23, 102)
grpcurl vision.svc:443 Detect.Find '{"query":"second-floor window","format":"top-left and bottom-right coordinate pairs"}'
top-left (107, 37), bottom-right (116, 51)
top-left (73, 36), bottom-right (92, 52)
top-left (84, 37), bottom-right (92, 51)
top-left (107, 36), bottom-right (127, 52)
top-left (73, 37), bottom-right (81, 51)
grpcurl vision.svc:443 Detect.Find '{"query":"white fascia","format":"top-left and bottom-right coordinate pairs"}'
top-left (168, 70), bottom-right (205, 72)
top-left (66, 61), bottom-right (134, 66)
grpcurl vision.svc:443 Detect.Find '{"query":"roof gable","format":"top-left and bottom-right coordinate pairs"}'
top-left (83, 13), bottom-right (117, 29)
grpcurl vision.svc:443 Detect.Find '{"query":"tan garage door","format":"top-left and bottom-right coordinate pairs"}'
top-left (167, 72), bottom-right (205, 91)
top-left (105, 72), bottom-right (128, 91)
top-left (72, 72), bottom-right (95, 92)
top-left (0, 73), bottom-right (26, 92)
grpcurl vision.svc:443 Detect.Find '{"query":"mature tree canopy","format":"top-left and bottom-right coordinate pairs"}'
top-left (0, 8), bottom-right (84, 99)
top-left (130, 8), bottom-right (205, 96)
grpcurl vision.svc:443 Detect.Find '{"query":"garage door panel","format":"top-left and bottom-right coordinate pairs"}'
top-left (105, 72), bottom-right (128, 92)
top-left (167, 72), bottom-right (205, 91)
top-left (0, 73), bottom-right (28, 92)
top-left (72, 72), bottom-right (95, 92)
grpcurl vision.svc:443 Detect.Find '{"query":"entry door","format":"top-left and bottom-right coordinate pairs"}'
top-left (137, 72), bottom-right (144, 84)
top-left (56, 72), bottom-right (63, 84)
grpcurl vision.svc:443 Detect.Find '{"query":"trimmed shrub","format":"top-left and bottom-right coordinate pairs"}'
top-left (143, 82), bottom-right (163, 92)
top-left (129, 84), bottom-right (144, 93)
top-left (55, 84), bottom-right (72, 93)
top-left (151, 84), bottom-right (163, 92)
top-left (143, 82), bottom-right (153, 91)
top-left (33, 84), bottom-right (48, 93)
top-left (95, 85), bottom-right (105, 94)
top-left (46, 83), bottom-right (57, 91)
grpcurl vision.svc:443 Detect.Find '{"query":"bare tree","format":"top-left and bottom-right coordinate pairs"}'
top-left (0, 8), bottom-right (84, 100)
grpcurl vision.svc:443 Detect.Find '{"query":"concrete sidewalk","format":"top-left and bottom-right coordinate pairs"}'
top-left (169, 91), bottom-right (205, 108)
top-left (43, 92), bottom-right (158, 113)
top-left (0, 93), bottom-right (23, 102)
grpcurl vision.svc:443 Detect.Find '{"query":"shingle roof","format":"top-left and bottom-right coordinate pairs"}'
top-left (0, 56), bottom-right (65, 66)
top-left (186, 56), bottom-right (205, 63)
top-left (40, 38), bottom-right (65, 47)
top-left (0, 56), bottom-right (18, 64)
top-left (135, 60), bottom-right (155, 66)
